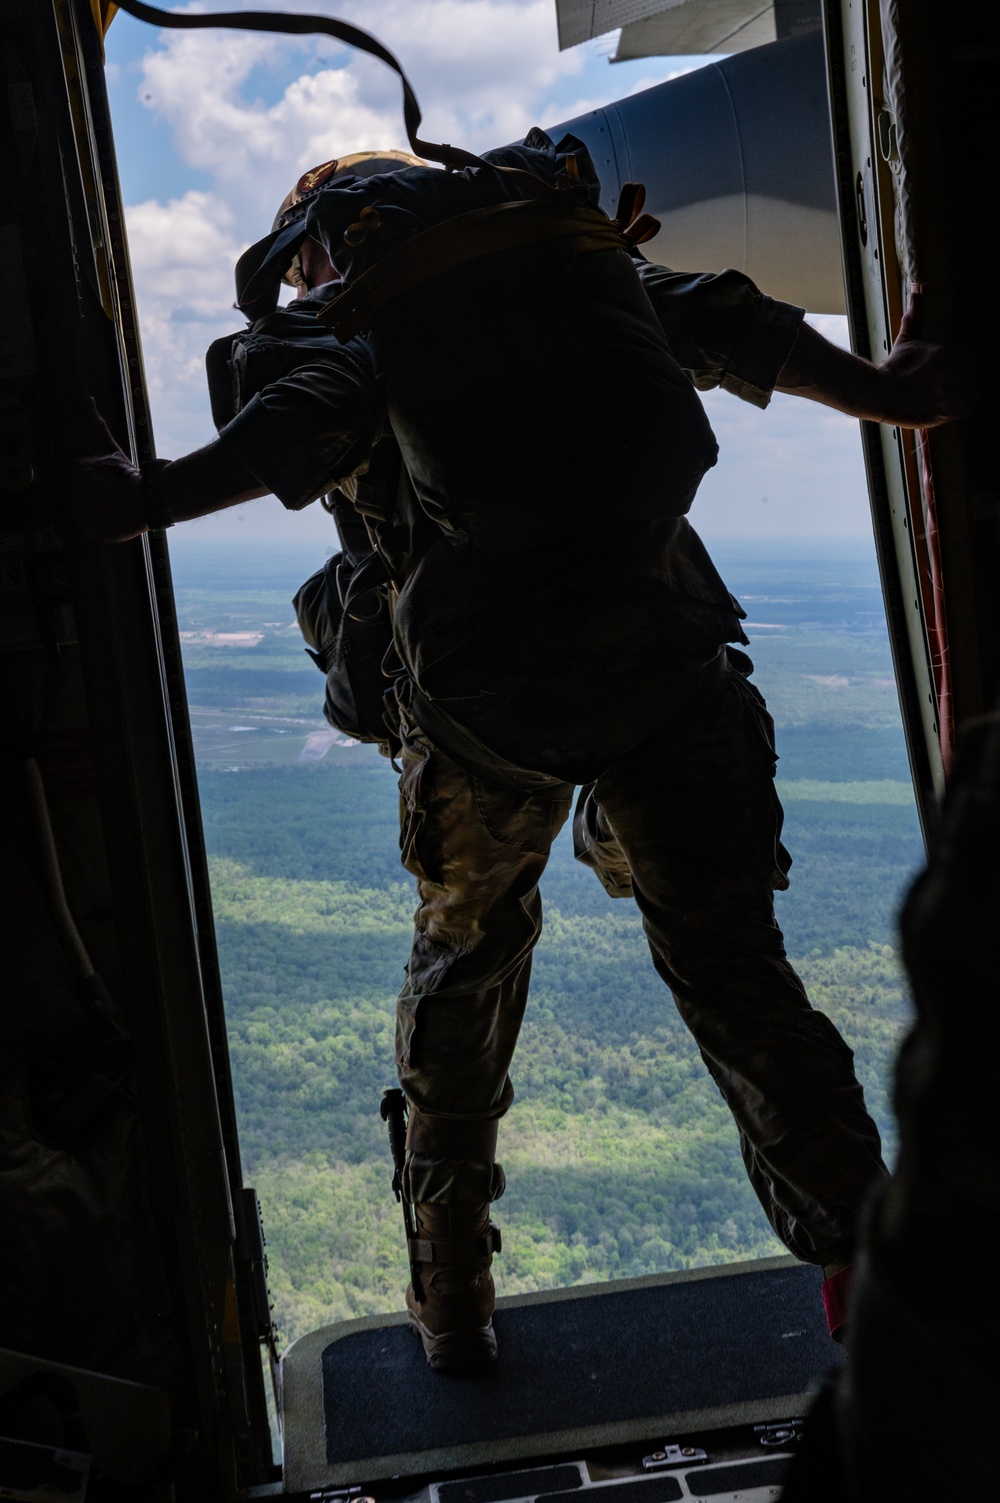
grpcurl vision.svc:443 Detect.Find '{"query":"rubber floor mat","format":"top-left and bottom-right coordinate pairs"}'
top-left (281, 1256), bottom-right (837, 1491)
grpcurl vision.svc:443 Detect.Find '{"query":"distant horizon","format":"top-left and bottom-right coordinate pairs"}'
top-left (166, 530), bottom-right (883, 558)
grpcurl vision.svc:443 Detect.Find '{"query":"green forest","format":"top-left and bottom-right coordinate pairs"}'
top-left (172, 538), bottom-right (924, 1349)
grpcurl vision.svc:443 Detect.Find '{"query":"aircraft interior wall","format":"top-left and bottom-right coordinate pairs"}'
top-left (0, 0), bottom-right (273, 1495)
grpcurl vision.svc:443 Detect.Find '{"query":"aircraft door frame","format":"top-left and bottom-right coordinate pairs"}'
top-left (1, 0), bottom-right (278, 1491)
top-left (824, 0), bottom-right (992, 838)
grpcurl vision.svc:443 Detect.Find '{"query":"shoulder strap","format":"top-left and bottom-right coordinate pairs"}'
top-left (316, 197), bottom-right (632, 340)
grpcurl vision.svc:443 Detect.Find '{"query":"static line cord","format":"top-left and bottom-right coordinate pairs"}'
top-left (107, 0), bottom-right (485, 171)
top-left (21, 757), bottom-right (97, 983)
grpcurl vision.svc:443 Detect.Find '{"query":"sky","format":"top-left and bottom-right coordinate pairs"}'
top-left (102, 0), bottom-right (873, 544)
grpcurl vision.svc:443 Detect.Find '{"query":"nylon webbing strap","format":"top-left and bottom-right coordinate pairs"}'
top-left (407, 684), bottom-right (575, 799)
top-left (108, 0), bottom-right (483, 170)
top-left (317, 198), bottom-right (629, 339)
top-left (408, 1225), bottom-right (502, 1266)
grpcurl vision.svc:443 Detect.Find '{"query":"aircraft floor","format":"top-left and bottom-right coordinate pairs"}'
top-left (280, 1256), bottom-right (837, 1491)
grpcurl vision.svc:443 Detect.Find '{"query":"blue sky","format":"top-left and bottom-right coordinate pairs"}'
top-left (103, 1), bottom-right (872, 544)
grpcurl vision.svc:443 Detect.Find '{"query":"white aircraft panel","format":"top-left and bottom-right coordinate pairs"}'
top-left (614, 0), bottom-right (776, 58)
top-left (557, 0), bottom-right (694, 51)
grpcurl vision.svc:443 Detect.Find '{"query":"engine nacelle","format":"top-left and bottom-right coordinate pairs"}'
top-left (546, 31), bottom-right (843, 313)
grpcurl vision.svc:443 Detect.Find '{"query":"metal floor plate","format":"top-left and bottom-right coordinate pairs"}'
top-left (421, 1453), bottom-right (796, 1503)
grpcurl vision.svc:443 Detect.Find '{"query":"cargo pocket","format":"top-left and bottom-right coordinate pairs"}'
top-left (398, 734), bottom-right (441, 884)
top-left (472, 776), bottom-right (570, 856)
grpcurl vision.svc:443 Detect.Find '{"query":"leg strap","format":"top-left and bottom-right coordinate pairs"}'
top-left (408, 1223), bottom-right (502, 1269)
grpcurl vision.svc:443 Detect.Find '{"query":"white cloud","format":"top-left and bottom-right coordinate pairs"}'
top-left (127, 190), bottom-right (241, 312)
top-left (806, 313), bottom-right (851, 350)
top-left (131, 0), bottom-right (593, 226)
top-left (138, 36), bottom-right (398, 222)
top-left (126, 191), bottom-right (245, 451)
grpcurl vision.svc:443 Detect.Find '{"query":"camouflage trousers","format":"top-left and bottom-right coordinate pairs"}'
top-left (395, 656), bottom-right (887, 1266)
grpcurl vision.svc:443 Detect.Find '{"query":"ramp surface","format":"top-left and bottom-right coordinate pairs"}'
top-left (281, 1257), bottom-right (836, 1491)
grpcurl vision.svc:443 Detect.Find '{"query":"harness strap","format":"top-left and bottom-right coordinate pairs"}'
top-left (316, 198), bottom-right (635, 340)
top-left (406, 683), bottom-right (575, 799)
top-left (339, 551), bottom-right (389, 618)
top-left (408, 1225), bottom-right (502, 1267)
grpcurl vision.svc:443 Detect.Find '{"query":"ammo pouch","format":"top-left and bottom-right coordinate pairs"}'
top-left (205, 316), bottom-right (347, 431)
top-left (204, 299), bottom-right (399, 745)
top-left (292, 500), bottom-right (395, 745)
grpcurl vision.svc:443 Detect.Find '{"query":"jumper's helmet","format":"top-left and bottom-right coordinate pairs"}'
top-left (236, 149), bottom-right (424, 316)
top-left (274, 150), bottom-right (425, 288)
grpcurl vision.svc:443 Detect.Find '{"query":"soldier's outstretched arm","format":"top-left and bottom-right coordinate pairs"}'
top-left (636, 259), bottom-right (806, 411)
top-left (73, 339), bottom-right (381, 543)
top-left (774, 287), bottom-right (974, 427)
top-left (636, 261), bottom-right (972, 428)
top-left (71, 399), bottom-right (268, 542)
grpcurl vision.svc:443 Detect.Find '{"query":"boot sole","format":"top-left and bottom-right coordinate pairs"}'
top-left (407, 1309), bottom-right (498, 1370)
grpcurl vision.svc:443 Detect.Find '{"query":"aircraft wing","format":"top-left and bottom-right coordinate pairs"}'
top-left (556, 0), bottom-right (820, 57)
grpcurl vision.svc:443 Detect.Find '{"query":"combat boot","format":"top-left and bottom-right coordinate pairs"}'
top-left (405, 1199), bottom-right (502, 1368)
top-left (402, 1107), bottom-right (504, 1369)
